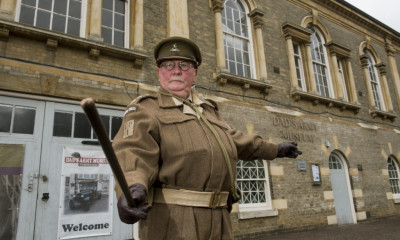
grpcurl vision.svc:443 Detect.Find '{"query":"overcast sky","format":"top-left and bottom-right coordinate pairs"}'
top-left (344, 0), bottom-right (400, 33)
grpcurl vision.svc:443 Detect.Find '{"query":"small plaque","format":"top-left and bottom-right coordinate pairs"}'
top-left (297, 160), bottom-right (307, 172)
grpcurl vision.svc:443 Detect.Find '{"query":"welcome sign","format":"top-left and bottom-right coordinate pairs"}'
top-left (58, 147), bottom-right (114, 239)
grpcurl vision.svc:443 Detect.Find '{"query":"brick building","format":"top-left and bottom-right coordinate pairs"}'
top-left (0, 0), bottom-right (399, 239)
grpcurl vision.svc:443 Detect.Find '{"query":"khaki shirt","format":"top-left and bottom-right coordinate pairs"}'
top-left (113, 91), bottom-right (278, 239)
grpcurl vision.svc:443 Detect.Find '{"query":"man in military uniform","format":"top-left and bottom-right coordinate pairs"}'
top-left (113, 36), bottom-right (302, 239)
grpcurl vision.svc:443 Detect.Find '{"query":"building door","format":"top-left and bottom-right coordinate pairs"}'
top-left (0, 96), bottom-right (137, 240)
top-left (329, 152), bottom-right (356, 225)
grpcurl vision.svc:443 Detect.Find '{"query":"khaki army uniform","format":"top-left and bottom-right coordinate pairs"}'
top-left (113, 90), bottom-right (278, 240)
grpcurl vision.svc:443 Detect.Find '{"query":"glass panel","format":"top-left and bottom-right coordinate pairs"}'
top-left (115, 0), bottom-right (125, 13)
top-left (0, 144), bottom-right (25, 240)
top-left (53, 0), bottom-right (67, 14)
top-left (22, 0), bottom-right (37, 7)
top-left (19, 5), bottom-right (35, 25)
top-left (52, 14), bottom-right (66, 33)
top-left (53, 112), bottom-right (72, 137)
top-left (93, 115), bottom-right (109, 139)
top-left (114, 14), bottom-right (124, 30)
top-left (36, 10), bottom-right (51, 29)
top-left (102, 27), bottom-right (112, 44)
top-left (73, 112), bottom-right (91, 139)
top-left (67, 18), bottom-right (80, 36)
top-left (38, 0), bottom-right (52, 10)
top-left (13, 107), bottom-right (35, 134)
top-left (0, 105), bottom-right (12, 132)
top-left (102, 0), bottom-right (113, 10)
top-left (111, 117), bottom-right (122, 140)
top-left (69, 0), bottom-right (81, 18)
top-left (102, 9), bottom-right (113, 27)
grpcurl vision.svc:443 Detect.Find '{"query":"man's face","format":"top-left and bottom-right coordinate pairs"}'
top-left (157, 60), bottom-right (198, 99)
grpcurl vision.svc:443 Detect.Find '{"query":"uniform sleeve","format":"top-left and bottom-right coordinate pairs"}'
top-left (112, 101), bottom-right (160, 199)
top-left (228, 128), bottom-right (279, 161)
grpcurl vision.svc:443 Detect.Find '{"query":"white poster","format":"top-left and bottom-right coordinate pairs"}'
top-left (58, 147), bottom-right (114, 239)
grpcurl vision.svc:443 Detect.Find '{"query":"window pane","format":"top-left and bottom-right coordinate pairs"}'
top-left (52, 14), bottom-right (66, 33)
top-left (13, 107), bottom-right (35, 134)
top-left (114, 31), bottom-right (124, 47)
top-left (53, 112), bottom-right (72, 137)
top-left (0, 105), bottom-right (12, 132)
top-left (38, 0), bottom-right (52, 10)
top-left (22, 0), bottom-right (37, 7)
top-left (102, 0), bottom-right (113, 10)
top-left (19, 6), bottom-right (35, 25)
top-left (102, 27), bottom-right (112, 44)
top-left (54, 0), bottom-right (67, 14)
top-left (69, 0), bottom-right (81, 18)
top-left (111, 117), bottom-right (122, 140)
top-left (93, 115), bottom-right (110, 139)
top-left (36, 10), bottom-right (51, 29)
top-left (102, 9), bottom-right (113, 27)
top-left (67, 18), bottom-right (80, 36)
top-left (115, 0), bottom-right (125, 13)
top-left (73, 112), bottom-right (91, 139)
top-left (114, 14), bottom-right (124, 31)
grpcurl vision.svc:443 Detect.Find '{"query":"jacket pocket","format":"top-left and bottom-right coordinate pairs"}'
top-left (156, 114), bottom-right (209, 157)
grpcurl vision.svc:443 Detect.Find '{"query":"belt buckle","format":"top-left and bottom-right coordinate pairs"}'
top-left (208, 191), bottom-right (220, 208)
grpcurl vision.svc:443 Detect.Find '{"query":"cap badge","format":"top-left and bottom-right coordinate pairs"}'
top-left (170, 43), bottom-right (180, 52)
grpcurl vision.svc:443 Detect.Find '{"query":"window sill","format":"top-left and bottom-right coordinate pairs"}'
top-left (370, 109), bottom-right (397, 121)
top-left (393, 198), bottom-right (400, 204)
top-left (291, 90), bottom-right (361, 114)
top-left (215, 71), bottom-right (273, 94)
top-left (238, 209), bottom-right (278, 219)
top-left (0, 19), bottom-right (147, 68)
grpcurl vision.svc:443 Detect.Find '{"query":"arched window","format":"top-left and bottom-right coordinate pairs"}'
top-left (365, 50), bottom-right (385, 111)
top-left (388, 156), bottom-right (400, 198)
top-left (222, 0), bottom-right (254, 78)
top-left (236, 159), bottom-right (272, 211)
top-left (329, 153), bottom-right (343, 169)
top-left (308, 26), bottom-right (333, 98)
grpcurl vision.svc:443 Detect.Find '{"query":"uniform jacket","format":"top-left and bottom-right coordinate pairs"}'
top-left (113, 90), bottom-right (278, 240)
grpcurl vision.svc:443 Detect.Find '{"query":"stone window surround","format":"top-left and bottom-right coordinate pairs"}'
top-left (211, 0), bottom-right (272, 95)
top-left (282, 22), bottom-right (361, 114)
top-left (359, 45), bottom-right (397, 121)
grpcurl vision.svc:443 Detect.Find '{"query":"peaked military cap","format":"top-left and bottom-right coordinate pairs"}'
top-left (154, 36), bottom-right (202, 66)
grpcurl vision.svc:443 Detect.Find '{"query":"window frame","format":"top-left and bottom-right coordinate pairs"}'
top-left (101, 0), bottom-right (130, 48)
top-left (308, 26), bottom-right (334, 98)
top-left (337, 59), bottom-right (349, 102)
top-left (15, 0), bottom-right (88, 38)
top-left (293, 42), bottom-right (307, 91)
top-left (365, 50), bottom-right (386, 111)
top-left (388, 156), bottom-right (400, 199)
top-left (222, 0), bottom-right (256, 79)
top-left (236, 159), bottom-right (272, 212)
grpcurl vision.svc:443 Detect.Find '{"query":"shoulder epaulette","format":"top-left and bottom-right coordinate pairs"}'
top-left (129, 94), bottom-right (157, 104)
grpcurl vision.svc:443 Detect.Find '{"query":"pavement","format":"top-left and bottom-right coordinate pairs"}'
top-left (260, 215), bottom-right (400, 240)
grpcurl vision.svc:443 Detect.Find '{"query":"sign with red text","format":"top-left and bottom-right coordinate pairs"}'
top-left (58, 147), bottom-right (114, 239)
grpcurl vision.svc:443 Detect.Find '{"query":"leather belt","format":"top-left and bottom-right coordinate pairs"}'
top-left (152, 188), bottom-right (229, 208)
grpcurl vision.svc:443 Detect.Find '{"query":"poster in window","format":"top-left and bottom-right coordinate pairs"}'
top-left (58, 147), bottom-right (114, 239)
top-left (311, 163), bottom-right (321, 185)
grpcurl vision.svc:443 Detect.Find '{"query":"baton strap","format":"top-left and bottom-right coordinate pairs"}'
top-left (152, 188), bottom-right (229, 208)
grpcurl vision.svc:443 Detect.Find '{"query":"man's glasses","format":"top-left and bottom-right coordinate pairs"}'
top-left (159, 61), bottom-right (195, 71)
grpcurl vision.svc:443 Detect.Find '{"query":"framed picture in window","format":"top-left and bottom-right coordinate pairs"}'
top-left (310, 163), bottom-right (321, 185)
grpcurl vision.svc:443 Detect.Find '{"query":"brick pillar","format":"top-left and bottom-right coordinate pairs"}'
top-left (167, 0), bottom-right (189, 38)
top-left (345, 58), bottom-right (358, 103)
top-left (88, 0), bottom-right (103, 41)
top-left (249, 10), bottom-right (268, 81)
top-left (360, 54), bottom-right (376, 108)
top-left (0, 0), bottom-right (16, 20)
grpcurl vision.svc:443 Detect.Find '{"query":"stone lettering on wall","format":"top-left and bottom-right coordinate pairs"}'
top-left (272, 115), bottom-right (317, 143)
